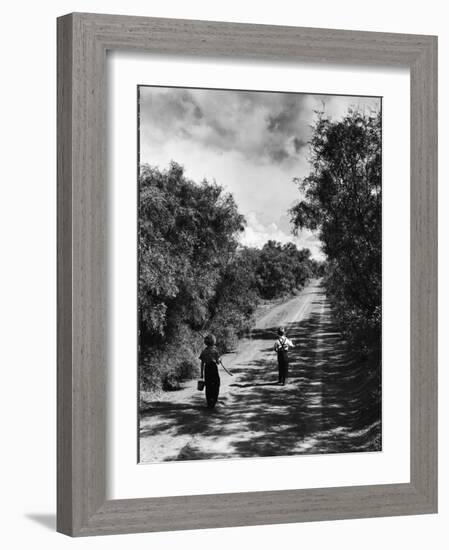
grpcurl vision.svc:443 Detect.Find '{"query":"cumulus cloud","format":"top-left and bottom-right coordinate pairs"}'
top-left (240, 212), bottom-right (292, 248)
top-left (240, 212), bottom-right (324, 260)
top-left (139, 86), bottom-right (379, 261)
top-left (140, 87), bottom-right (316, 167)
top-left (140, 87), bottom-right (380, 169)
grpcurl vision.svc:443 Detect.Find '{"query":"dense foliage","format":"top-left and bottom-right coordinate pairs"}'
top-left (256, 241), bottom-right (314, 299)
top-left (290, 109), bottom-right (382, 352)
top-left (139, 162), bottom-right (317, 391)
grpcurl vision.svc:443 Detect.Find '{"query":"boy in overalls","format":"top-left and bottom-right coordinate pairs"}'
top-left (274, 327), bottom-right (294, 385)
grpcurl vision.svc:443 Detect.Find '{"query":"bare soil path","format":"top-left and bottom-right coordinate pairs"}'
top-left (139, 279), bottom-right (381, 462)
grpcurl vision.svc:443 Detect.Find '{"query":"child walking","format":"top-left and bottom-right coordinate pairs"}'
top-left (274, 327), bottom-right (294, 385)
top-left (199, 334), bottom-right (221, 408)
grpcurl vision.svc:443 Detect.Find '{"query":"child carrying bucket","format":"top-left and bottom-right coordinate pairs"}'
top-left (198, 334), bottom-right (221, 408)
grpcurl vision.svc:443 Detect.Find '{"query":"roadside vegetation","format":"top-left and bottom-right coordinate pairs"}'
top-left (139, 107), bottom-right (381, 396)
top-left (138, 162), bottom-right (320, 392)
top-left (290, 108), bottom-right (382, 409)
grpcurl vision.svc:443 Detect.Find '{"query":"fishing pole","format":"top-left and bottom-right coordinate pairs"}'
top-left (218, 359), bottom-right (234, 376)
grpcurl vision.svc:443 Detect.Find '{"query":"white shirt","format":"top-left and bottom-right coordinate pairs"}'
top-left (274, 336), bottom-right (294, 352)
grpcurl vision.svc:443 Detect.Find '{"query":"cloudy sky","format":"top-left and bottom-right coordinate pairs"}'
top-left (139, 86), bottom-right (380, 259)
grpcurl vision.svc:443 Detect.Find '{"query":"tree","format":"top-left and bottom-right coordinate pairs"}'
top-left (290, 109), bottom-right (381, 349)
top-left (208, 247), bottom-right (261, 351)
top-left (256, 241), bottom-right (314, 299)
top-left (138, 162), bottom-right (245, 389)
top-left (139, 162), bottom-right (245, 338)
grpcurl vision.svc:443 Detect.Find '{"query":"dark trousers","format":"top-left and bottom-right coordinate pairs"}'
top-left (277, 351), bottom-right (289, 384)
top-left (205, 364), bottom-right (220, 408)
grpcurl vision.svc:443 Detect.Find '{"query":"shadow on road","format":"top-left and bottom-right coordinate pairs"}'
top-left (140, 292), bottom-right (381, 462)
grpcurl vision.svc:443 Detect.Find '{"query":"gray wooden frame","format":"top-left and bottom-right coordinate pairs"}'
top-left (57, 12), bottom-right (438, 537)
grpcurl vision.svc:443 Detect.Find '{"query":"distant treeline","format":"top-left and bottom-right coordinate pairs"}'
top-left (138, 162), bottom-right (321, 392)
top-left (290, 108), bottom-right (382, 358)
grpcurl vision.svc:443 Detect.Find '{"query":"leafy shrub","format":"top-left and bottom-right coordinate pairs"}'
top-left (256, 241), bottom-right (314, 299)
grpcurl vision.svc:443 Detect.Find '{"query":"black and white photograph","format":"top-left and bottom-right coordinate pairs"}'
top-left (138, 85), bottom-right (382, 463)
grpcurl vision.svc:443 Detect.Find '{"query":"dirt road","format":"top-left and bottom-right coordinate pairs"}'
top-left (139, 279), bottom-right (381, 462)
